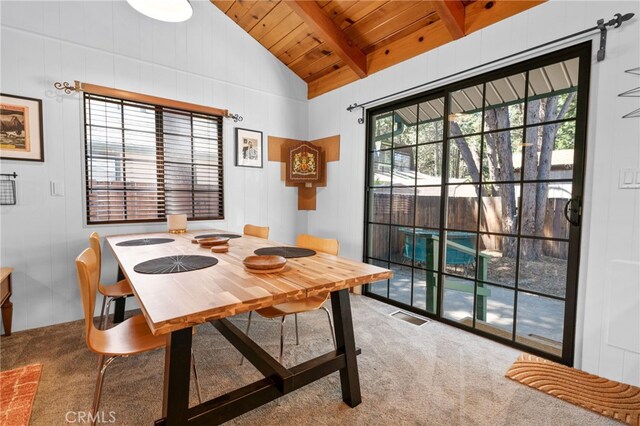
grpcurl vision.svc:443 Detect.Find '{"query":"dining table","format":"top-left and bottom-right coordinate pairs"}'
top-left (106, 229), bottom-right (393, 425)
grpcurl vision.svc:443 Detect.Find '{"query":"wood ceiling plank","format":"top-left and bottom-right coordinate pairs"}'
top-left (270, 23), bottom-right (314, 58)
top-left (363, 14), bottom-right (439, 54)
top-left (465, 0), bottom-right (545, 34)
top-left (260, 10), bottom-right (305, 49)
top-left (431, 0), bottom-right (465, 39)
top-left (249, 2), bottom-right (295, 41)
top-left (352, 2), bottom-right (436, 49)
top-left (307, 65), bottom-right (359, 98)
top-left (320, 0), bottom-right (357, 20)
top-left (304, 60), bottom-right (344, 83)
top-left (285, 0), bottom-right (367, 78)
top-left (343, 1), bottom-right (416, 47)
top-left (367, 20), bottom-right (452, 74)
top-left (237, 0), bottom-right (280, 32)
top-left (277, 31), bottom-right (324, 65)
top-left (291, 46), bottom-right (341, 78)
top-left (332, 1), bottom-right (388, 30)
top-left (225, 0), bottom-right (259, 24)
top-left (288, 43), bottom-right (333, 73)
top-left (210, 0), bottom-right (235, 14)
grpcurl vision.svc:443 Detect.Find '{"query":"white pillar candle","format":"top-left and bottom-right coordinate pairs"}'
top-left (167, 214), bottom-right (187, 232)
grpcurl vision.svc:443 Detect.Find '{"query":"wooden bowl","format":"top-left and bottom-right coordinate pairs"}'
top-left (198, 237), bottom-right (229, 248)
top-left (243, 255), bottom-right (286, 270)
top-left (211, 245), bottom-right (229, 253)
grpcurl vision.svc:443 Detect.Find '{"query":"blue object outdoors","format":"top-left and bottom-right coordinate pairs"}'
top-left (398, 227), bottom-right (490, 321)
top-left (400, 228), bottom-right (476, 266)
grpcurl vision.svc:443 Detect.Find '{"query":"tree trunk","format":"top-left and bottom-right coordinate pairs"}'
top-left (484, 107), bottom-right (517, 257)
top-left (520, 99), bottom-right (542, 259)
top-left (449, 122), bottom-right (480, 183)
top-left (531, 92), bottom-right (576, 258)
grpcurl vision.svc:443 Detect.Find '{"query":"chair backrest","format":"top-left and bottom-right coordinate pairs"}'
top-left (244, 224), bottom-right (270, 239)
top-left (75, 247), bottom-right (102, 351)
top-left (296, 234), bottom-right (339, 256)
top-left (88, 232), bottom-right (102, 280)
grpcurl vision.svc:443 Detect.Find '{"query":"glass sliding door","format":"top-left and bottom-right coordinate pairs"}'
top-left (364, 42), bottom-right (591, 365)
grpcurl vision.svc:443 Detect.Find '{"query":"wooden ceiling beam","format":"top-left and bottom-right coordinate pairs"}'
top-left (308, 0), bottom-right (546, 98)
top-left (285, 0), bottom-right (368, 78)
top-left (431, 0), bottom-right (465, 40)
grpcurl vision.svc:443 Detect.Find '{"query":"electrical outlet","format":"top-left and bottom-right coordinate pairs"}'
top-left (619, 168), bottom-right (640, 189)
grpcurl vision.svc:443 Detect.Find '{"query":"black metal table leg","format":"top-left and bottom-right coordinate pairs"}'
top-left (113, 267), bottom-right (126, 323)
top-left (163, 327), bottom-right (193, 426)
top-left (330, 289), bottom-right (362, 407)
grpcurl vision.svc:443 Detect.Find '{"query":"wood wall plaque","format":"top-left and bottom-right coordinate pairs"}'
top-left (268, 135), bottom-right (340, 211)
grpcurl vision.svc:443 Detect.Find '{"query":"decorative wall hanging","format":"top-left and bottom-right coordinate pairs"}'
top-left (268, 135), bottom-right (340, 210)
top-left (286, 142), bottom-right (323, 185)
top-left (0, 94), bottom-right (43, 162)
top-left (235, 128), bottom-right (263, 168)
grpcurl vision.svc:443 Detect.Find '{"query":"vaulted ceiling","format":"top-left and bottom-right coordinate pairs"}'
top-left (210, 1), bottom-right (545, 99)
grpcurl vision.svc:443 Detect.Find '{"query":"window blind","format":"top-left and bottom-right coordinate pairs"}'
top-left (84, 93), bottom-right (224, 224)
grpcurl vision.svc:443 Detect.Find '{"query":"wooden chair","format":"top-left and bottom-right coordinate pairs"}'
top-left (75, 248), bottom-right (201, 425)
top-left (89, 232), bottom-right (133, 329)
top-left (243, 224), bottom-right (269, 239)
top-left (245, 234), bottom-right (337, 363)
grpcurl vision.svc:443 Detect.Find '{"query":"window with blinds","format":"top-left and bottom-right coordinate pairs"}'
top-left (83, 93), bottom-right (224, 224)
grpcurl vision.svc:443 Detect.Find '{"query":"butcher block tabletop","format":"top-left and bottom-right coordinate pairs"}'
top-left (107, 230), bottom-right (392, 336)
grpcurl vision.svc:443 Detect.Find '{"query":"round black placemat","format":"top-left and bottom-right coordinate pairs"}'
top-left (254, 247), bottom-right (316, 258)
top-left (134, 255), bottom-right (218, 274)
top-left (195, 233), bottom-right (242, 240)
top-left (116, 238), bottom-right (175, 247)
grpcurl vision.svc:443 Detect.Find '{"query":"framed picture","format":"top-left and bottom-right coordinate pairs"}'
top-left (235, 128), bottom-right (263, 168)
top-left (0, 93), bottom-right (44, 162)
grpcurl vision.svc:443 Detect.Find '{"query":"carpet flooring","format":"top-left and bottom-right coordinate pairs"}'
top-left (0, 295), bottom-right (620, 425)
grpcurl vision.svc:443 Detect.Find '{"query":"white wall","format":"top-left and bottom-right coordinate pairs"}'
top-left (307, 0), bottom-right (640, 386)
top-left (0, 0), bottom-right (308, 332)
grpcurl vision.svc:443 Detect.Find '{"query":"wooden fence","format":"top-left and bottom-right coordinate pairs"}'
top-left (370, 193), bottom-right (569, 260)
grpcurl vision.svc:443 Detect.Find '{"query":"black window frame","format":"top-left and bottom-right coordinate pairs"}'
top-left (363, 41), bottom-right (592, 366)
top-left (83, 92), bottom-right (224, 225)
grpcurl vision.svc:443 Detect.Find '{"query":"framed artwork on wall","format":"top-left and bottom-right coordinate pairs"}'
top-left (235, 128), bottom-right (263, 168)
top-left (0, 93), bottom-right (44, 162)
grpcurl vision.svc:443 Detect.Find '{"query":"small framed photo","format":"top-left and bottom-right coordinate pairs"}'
top-left (235, 128), bottom-right (263, 168)
top-left (0, 93), bottom-right (44, 162)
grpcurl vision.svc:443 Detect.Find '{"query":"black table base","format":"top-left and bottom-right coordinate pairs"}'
top-left (155, 289), bottom-right (361, 426)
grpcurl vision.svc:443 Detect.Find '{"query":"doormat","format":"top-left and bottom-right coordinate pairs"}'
top-left (506, 353), bottom-right (640, 425)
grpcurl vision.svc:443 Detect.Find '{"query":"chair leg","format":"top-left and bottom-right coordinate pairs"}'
top-left (102, 297), bottom-right (117, 330)
top-left (240, 311), bottom-right (253, 365)
top-left (91, 355), bottom-right (117, 426)
top-left (294, 313), bottom-right (299, 345)
top-left (191, 349), bottom-right (202, 404)
top-left (321, 306), bottom-right (337, 349)
top-left (279, 316), bottom-right (286, 364)
top-left (98, 296), bottom-right (108, 330)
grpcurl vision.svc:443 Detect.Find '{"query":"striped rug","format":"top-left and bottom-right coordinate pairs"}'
top-left (506, 354), bottom-right (640, 425)
top-left (0, 364), bottom-right (42, 426)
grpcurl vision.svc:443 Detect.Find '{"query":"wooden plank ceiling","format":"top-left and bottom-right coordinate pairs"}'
top-left (211, 1), bottom-right (545, 99)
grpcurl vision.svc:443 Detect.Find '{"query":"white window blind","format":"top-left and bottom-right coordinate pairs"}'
top-left (84, 93), bottom-right (224, 224)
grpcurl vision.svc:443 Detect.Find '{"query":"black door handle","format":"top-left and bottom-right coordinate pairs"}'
top-left (564, 198), bottom-right (581, 226)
